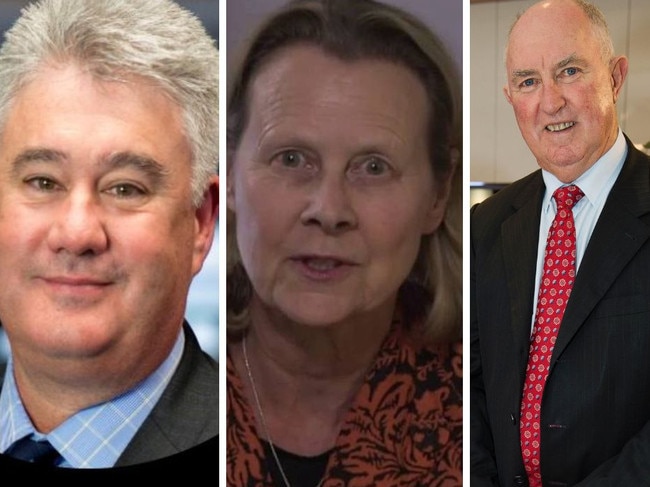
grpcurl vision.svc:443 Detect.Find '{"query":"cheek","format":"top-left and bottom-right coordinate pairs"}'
top-left (121, 210), bottom-right (196, 273)
top-left (235, 185), bottom-right (300, 276)
top-left (513, 102), bottom-right (535, 127)
top-left (363, 200), bottom-right (427, 267)
top-left (591, 90), bottom-right (615, 120)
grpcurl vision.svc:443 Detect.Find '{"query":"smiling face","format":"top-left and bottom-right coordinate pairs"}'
top-left (504, 0), bottom-right (627, 182)
top-left (228, 45), bottom-right (449, 328)
top-left (0, 64), bottom-right (217, 384)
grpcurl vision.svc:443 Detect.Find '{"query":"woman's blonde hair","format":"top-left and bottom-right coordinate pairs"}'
top-left (227, 0), bottom-right (462, 342)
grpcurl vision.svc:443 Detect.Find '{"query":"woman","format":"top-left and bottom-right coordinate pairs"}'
top-left (226, 0), bottom-right (462, 485)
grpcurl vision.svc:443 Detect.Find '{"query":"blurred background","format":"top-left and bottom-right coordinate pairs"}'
top-left (0, 0), bottom-right (220, 363)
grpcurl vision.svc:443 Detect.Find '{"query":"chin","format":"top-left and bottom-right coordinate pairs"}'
top-left (31, 319), bottom-right (122, 359)
top-left (275, 294), bottom-right (359, 328)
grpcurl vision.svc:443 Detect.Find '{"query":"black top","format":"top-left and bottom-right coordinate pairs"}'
top-left (262, 440), bottom-right (331, 487)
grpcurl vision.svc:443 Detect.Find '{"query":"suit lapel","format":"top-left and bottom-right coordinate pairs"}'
top-left (551, 142), bottom-right (650, 368)
top-left (116, 323), bottom-right (219, 466)
top-left (502, 172), bottom-right (545, 375)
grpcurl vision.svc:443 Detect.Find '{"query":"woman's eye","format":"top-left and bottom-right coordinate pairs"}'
top-left (279, 150), bottom-right (306, 168)
top-left (364, 157), bottom-right (388, 175)
top-left (350, 156), bottom-right (392, 179)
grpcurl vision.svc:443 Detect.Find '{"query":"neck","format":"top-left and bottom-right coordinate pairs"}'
top-left (249, 294), bottom-right (394, 378)
top-left (232, 296), bottom-right (394, 455)
top-left (10, 341), bottom-right (173, 433)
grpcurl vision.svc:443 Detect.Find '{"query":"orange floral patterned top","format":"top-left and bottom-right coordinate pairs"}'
top-left (226, 326), bottom-right (462, 487)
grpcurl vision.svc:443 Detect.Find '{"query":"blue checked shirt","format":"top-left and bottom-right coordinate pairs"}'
top-left (0, 328), bottom-right (184, 468)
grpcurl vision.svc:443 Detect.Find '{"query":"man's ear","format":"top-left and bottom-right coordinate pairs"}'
top-left (504, 85), bottom-right (514, 106)
top-left (610, 55), bottom-right (628, 103)
top-left (192, 175), bottom-right (219, 275)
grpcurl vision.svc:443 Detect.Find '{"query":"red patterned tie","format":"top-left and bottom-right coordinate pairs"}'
top-left (520, 185), bottom-right (584, 486)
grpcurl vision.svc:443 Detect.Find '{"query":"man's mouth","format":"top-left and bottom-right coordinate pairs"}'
top-left (546, 121), bottom-right (575, 132)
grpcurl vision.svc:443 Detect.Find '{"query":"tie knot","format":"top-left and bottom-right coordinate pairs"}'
top-left (6, 436), bottom-right (61, 465)
top-left (553, 184), bottom-right (584, 210)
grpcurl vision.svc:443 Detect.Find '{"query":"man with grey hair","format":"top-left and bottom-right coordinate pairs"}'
top-left (0, 0), bottom-right (219, 469)
top-left (472, 0), bottom-right (650, 485)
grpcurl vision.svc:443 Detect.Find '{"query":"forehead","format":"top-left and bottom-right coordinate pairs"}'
top-left (1, 64), bottom-right (191, 171)
top-left (506, 3), bottom-right (601, 70)
top-left (246, 44), bottom-right (430, 141)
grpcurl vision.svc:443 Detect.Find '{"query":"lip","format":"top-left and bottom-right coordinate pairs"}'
top-left (38, 275), bottom-right (113, 298)
top-left (289, 254), bottom-right (358, 282)
top-left (41, 276), bottom-right (112, 286)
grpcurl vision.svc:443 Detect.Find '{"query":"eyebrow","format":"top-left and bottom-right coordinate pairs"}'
top-left (555, 53), bottom-right (587, 70)
top-left (510, 53), bottom-right (586, 83)
top-left (510, 68), bottom-right (537, 84)
top-left (11, 147), bottom-right (170, 187)
top-left (104, 151), bottom-right (170, 187)
top-left (12, 148), bottom-right (67, 170)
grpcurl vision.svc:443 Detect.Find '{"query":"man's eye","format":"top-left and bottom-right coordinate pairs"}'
top-left (107, 183), bottom-right (146, 198)
top-left (522, 79), bottom-right (535, 87)
top-left (26, 177), bottom-right (58, 191)
top-left (564, 67), bottom-right (578, 76)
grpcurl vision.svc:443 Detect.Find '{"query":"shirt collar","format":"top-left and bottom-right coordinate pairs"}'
top-left (0, 326), bottom-right (185, 468)
top-left (541, 129), bottom-right (627, 212)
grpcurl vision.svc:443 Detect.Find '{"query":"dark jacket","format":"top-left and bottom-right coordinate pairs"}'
top-left (471, 137), bottom-right (650, 486)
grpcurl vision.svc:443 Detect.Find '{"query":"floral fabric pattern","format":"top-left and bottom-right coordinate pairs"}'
top-left (227, 327), bottom-right (462, 486)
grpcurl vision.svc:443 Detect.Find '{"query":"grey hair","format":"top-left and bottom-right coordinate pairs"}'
top-left (0, 0), bottom-right (219, 207)
top-left (505, 0), bottom-right (614, 65)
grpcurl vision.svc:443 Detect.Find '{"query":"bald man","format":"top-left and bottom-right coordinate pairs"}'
top-left (471, 1), bottom-right (650, 485)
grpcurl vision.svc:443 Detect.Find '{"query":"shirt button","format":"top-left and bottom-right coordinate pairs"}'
top-left (513, 475), bottom-right (528, 486)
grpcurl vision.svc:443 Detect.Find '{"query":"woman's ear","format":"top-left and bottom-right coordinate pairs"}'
top-left (422, 148), bottom-right (458, 235)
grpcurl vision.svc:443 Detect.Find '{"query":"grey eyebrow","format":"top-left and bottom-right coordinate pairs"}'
top-left (555, 53), bottom-right (586, 70)
top-left (11, 148), bottom-right (170, 188)
top-left (11, 148), bottom-right (67, 175)
top-left (510, 69), bottom-right (537, 83)
top-left (104, 151), bottom-right (171, 187)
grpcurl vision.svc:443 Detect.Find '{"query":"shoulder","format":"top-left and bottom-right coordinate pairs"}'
top-left (363, 330), bottom-right (462, 425)
top-left (472, 170), bottom-right (543, 221)
top-left (334, 335), bottom-right (463, 486)
top-left (619, 135), bottom-right (650, 184)
top-left (120, 324), bottom-right (219, 465)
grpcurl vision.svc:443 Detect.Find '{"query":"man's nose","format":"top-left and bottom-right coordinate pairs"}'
top-left (46, 191), bottom-right (109, 256)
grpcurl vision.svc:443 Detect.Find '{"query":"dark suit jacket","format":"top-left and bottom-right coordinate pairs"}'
top-left (0, 322), bottom-right (219, 468)
top-left (471, 137), bottom-right (650, 487)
